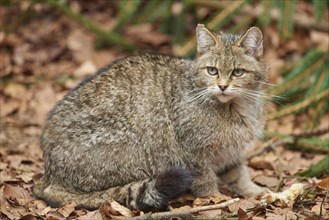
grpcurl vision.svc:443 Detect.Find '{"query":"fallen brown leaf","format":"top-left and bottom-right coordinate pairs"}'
top-left (46, 211), bottom-right (65, 219)
top-left (238, 208), bottom-right (252, 220)
top-left (110, 200), bottom-right (133, 217)
top-left (17, 172), bottom-right (34, 183)
top-left (73, 60), bottom-right (97, 78)
top-left (3, 83), bottom-right (27, 100)
top-left (273, 208), bottom-right (297, 219)
top-left (249, 157), bottom-right (274, 170)
top-left (100, 202), bottom-right (120, 217)
top-left (193, 197), bottom-right (212, 207)
top-left (209, 193), bottom-right (231, 204)
top-left (57, 201), bottom-right (77, 218)
top-left (3, 183), bottom-right (32, 206)
top-left (252, 205), bottom-right (267, 218)
top-left (0, 99), bottom-right (20, 117)
top-left (77, 210), bottom-right (103, 220)
top-left (253, 175), bottom-right (278, 188)
top-left (317, 176), bottom-right (329, 189)
top-left (228, 199), bottom-right (256, 213)
top-left (0, 202), bottom-right (17, 220)
top-left (35, 206), bottom-right (53, 216)
top-left (311, 203), bottom-right (322, 216)
top-left (172, 205), bottom-right (191, 211)
top-left (19, 214), bottom-right (37, 220)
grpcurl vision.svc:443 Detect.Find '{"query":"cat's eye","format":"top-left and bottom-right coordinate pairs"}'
top-left (232, 69), bottom-right (244, 77)
top-left (207, 67), bottom-right (218, 76)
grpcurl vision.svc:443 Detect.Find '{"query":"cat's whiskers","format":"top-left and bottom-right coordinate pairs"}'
top-left (251, 80), bottom-right (276, 87)
top-left (241, 84), bottom-right (287, 104)
top-left (235, 87), bottom-right (286, 105)
top-left (237, 92), bottom-right (275, 111)
top-left (180, 88), bottom-right (211, 107)
top-left (230, 88), bottom-right (275, 109)
top-left (186, 87), bottom-right (208, 95)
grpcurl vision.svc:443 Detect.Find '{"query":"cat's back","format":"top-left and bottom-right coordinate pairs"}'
top-left (41, 53), bottom-right (190, 149)
top-left (49, 53), bottom-right (189, 115)
top-left (93, 53), bottom-right (189, 82)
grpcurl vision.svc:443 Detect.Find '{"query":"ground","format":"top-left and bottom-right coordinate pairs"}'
top-left (0, 1), bottom-right (328, 219)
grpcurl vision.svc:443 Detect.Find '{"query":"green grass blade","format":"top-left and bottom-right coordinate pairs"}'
top-left (269, 50), bottom-right (324, 96)
top-left (171, 1), bottom-right (187, 44)
top-left (114, 0), bottom-right (142, 32)
top-left (259, 0), bottom-right (273, 26)
top-left (158, 0), bottom-right (174, 33)
top-left (313, 0), bottom-right (328, 21)
top-left (298, 155), bottom-right (329, 178)
top-left (175, 0), bottom-right (247, 57)
top-left (278, 0), bottom-right (296, 40)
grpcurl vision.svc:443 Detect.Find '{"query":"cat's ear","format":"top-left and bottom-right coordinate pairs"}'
top-left (238, 27), bottom-right (263, 58)
top-left (196, 24), bottom-right (219, 54)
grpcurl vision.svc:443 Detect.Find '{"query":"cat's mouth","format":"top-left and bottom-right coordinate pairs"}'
top-left (215, 93), bottom-right (234, 103)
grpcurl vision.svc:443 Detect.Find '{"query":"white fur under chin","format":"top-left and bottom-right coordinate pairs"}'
top-left (216, 94), bottom-right (234, 103)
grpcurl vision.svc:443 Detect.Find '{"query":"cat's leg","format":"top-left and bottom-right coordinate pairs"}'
top-left (191, 168), bottom-right (219, 197)
top-left (218, 163), bottom-right (267, 197)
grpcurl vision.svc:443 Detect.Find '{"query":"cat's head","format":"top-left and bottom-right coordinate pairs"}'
top-left (194, 24), bottom-right (268, 103)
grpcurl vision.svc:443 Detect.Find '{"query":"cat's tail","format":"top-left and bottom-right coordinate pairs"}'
top-left (33, 167), bottom-right (194, 211)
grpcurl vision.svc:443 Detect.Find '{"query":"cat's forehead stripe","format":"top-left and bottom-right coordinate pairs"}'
top-left (219, 33), bottom-right (241, 47)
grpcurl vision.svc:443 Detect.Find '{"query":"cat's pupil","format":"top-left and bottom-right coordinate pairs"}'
top-left (207, 67), bottom-right (218, 76)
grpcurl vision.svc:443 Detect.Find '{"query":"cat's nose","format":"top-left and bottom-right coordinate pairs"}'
top-left (218, 85), bottom-right (228, 91)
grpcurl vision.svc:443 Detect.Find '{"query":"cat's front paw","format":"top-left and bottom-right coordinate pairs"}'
top-left (241, 185), bottom-right (270, 198)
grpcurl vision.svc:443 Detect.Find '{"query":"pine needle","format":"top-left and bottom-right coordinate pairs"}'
top-left (268, 88), bottom-right (329, 119)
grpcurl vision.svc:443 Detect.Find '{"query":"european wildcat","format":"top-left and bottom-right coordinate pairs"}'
top-left (34, 24), bottom-right (268, 211)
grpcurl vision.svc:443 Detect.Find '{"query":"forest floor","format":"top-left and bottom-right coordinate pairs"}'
top-left (1, 2), bottom-right (328, 220)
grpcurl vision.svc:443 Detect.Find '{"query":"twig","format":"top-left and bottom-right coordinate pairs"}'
top-left (248, 127), bottom-right (329, 159)
top-left (115, 198), bottom-right (240, 220)
top-left (291, 127), bottom-right (329, 138)
top-left (247, 137), bottom-right (293, 159)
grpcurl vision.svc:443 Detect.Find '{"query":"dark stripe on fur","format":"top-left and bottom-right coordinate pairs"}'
top-left (126, 186), bottom-right (133, 207)
top-left (136, 182), bottom-right (155, 211)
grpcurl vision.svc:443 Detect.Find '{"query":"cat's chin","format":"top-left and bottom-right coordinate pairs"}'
top-left (215, 94), bottom-right (234, 103)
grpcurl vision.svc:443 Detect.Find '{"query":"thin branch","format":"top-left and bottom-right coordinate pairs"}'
top-left (248, 127), bottom-right (329, 159)
top-left (247, 137), bottom-right (293, 159)
top-left (115, 198), bottom-right (240, 220)
top-left (291, 127), bottom-right (329, 138)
